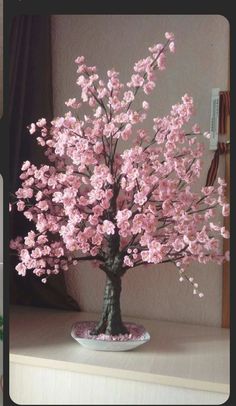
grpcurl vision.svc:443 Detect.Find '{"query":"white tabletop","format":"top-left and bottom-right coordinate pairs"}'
top-left (10, 305), bottom-right (229, 394)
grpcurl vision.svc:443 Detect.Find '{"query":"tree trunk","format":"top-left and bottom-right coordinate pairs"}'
top-left (90, 273), bottom-right (128, 336)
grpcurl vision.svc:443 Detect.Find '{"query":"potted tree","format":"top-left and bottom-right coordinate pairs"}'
top-left (10, 32), bottom-right (229, 350)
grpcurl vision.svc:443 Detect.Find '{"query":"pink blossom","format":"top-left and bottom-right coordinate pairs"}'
top-left (21, 161), bottom-right (31, 171)
top-left (165, 32), bottom-right (175, 40)
top-left (142, 101), bottom-right (149, 110)
top-left (222, 204), bottom-right (230, 217)
top-left (218, 177), bottom-right (227, 186)
top-left (124, 91), bottom-right (135, 103)
top-left (220, 227), bottom-right (230, 239)
top-left (124, 255), bottom-right (134, 267)
top-left (143, 81), bottom-right (155, 95)
top-left (169, 41), bottom-right (175, 53)
top-left (24, 231), bottom-right (36, 248)
top-left (149, 43), bottom-right (163, 53)
top-left (65, 98), bottom-right (81, 109)
top-left (157, 53), bottom-right (166, 70)
top-left (15, 263), bottom-right (27, 276)
top-left (17, 201), bottom-right (25, 211)
top-left (201, 186), bottom-right (214, 195)
top-left (37, 235), bottom-right (48, 244)
top-left (24, 210), bottom-right (34, 221)
top-left (29, 123), bottom-right (36, 134)
top-left (37, 200), bottom-right (49, 211)
top-left (102, 220), bottom-right (115, 235)
top-left (129, 74), bottom-right (144, 88)
top-left (36, 118), bottom-right (47, 127)
top-left (20, 248), bottom-right (31, 263)
top-left (121, 124), bottom-right (132, 141)
top-left (192, 124), bottom-right (201, 134)
top-left (75, 56), bottom-right (85, 64)
top-left (134, 191), bottom-right (148, 206)
top-left (116, 209), bottom-right (132, 224)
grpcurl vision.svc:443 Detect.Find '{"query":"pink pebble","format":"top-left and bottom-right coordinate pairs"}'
top-left (74, 321), bottom-right (147, 341)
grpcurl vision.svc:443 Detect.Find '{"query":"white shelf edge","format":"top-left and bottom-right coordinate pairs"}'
top-left (10, 353), bottom-right (229, 394)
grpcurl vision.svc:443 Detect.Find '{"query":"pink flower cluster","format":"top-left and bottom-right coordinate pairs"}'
top-left (10, 32), bottom-right (230, 297)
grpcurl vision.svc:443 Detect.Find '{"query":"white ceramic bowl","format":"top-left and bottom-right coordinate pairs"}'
top-left (71, 321), bottom-right (150, 352)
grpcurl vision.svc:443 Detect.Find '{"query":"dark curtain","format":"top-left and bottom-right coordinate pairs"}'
top-left (9, 16), bottom-right (79, 311)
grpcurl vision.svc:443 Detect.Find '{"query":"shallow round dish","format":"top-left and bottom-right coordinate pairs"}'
top-left (71, 321), bottom-right (150, 351)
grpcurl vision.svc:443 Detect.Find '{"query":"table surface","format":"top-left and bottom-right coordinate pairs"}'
top-left (10, 305), bottom-right (229, 394)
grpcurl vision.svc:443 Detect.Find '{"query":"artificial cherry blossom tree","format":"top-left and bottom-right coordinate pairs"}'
top-left (10, 32), bottom-right (230, 336)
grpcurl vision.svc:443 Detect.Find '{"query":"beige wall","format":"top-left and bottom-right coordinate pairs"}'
top-left (51, 15), bottom-right (229, 326)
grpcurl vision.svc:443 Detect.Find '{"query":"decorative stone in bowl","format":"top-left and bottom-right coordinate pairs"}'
top-left (71, 321), bottom-right (150, 351)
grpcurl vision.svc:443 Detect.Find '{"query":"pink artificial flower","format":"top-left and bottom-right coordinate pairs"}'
top-left (75, 56), bottom-right (85, 64)
top-left (16, 201), bottom-right (25, 211)
top-left (23, 210), bottom-right (34, 221)
top-left (36, 118), bottom-right (47, 127)
top-left (222, 204), bottom-right (230, 217)
top-left (143, 81), bottom-right (155, 95)
top-left (20, 248), bottom-right (31, 263)
top-left (102, 220), bottom-right (115, 235)
top-left (15, 263), bottom-right (27, 276)
top-left (134, 191), bottom-right (148, 206)
top-left (124, 256), bottom-right (134, 267)
top-left (169, 41), bottom-right (175, 53)
top-left (201, 186), bottom-right (214, 195)
top-left (130, 74), bottom-right (144, 87)
top-left (121, 124), bottom-right (132, 141)
top-left (29, 123), bottom-right (36, 134)
top-left (37, 235), bottom-right (48, 244)
top-left (124, 91), bottom-right (135, 103)
top-left (165, 32), bottom-right (175, 41)
top-left (37, 200), bottom-right (49, 211)
top-left (149, 43), bottom-right (163, 53)
top-left (220, 227), bottom-right (230, 239)
top-left (192, 124), bottom-right (201, 134)
top-left (218, 177), bottom-right (227, 186)
top-left (24, 231), bottom-right (36, 248)
top-left (142, 101), bottom-right (149, 110)
top-left (21, 161), bottom-right (31, 171)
